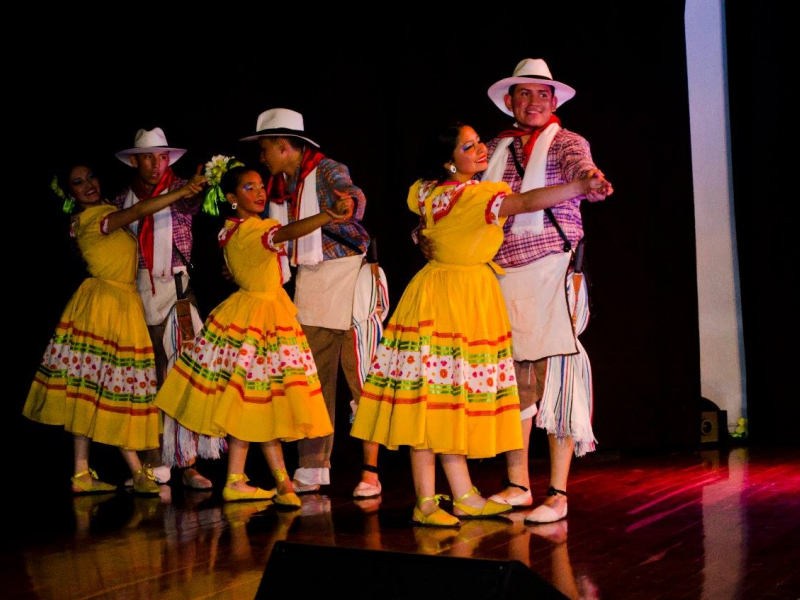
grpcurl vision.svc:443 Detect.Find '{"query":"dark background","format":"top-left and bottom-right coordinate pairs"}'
top-left (8, 4), bottom-right (795, 480)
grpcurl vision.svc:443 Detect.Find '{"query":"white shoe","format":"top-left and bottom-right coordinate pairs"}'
top-left (291, 467), bottom-right (328, 493)
top-left (488, 489), bottom-right (533, 507)
top-left (152, 466), bottom-right (171, 484)
top-left (291, 479), bottom-right (321, 493)
top-left (353, 480), bottom-right (382, 499)
top-left (524, 500), bottom-right (568, 524)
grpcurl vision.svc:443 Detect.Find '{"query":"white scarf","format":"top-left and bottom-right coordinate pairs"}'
top-left (123, 187), bottom-right (173, 280)
top-left (483, 122), bottom-right (561, 236)
top-left (269, 166), bottom-right (323, 268)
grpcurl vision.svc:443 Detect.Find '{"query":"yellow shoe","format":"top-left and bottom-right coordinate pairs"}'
top-left (71, 469), bottom-right (117, 494)
top-left (413, 525), bottom-right (459, 553)
top-left (453, 486), bottom-right (512, 519)
top-left (223, 474), bottom-right (276, 502)
top-left (223, 500), bottom-right (271, 526)
top-left (412, 495), bottom-right (460, 528)
top-left (274, 492), bottom-right (302, 509)
top-left (132, 466), bottom-right (160, 495)
top-left (272, 468), bottom-right (302, 509)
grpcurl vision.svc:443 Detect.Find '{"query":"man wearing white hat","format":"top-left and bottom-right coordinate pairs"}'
top-left (242, 108), bottom-right (383, 498)
top-left (482, 59), bottom-right (612, 523)
top-left (114, 127), bottom-right (219, 490)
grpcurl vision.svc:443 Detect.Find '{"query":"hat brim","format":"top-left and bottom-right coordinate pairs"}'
top-left (115, 147), bottom-right (187, 166)
top-left (487, 77), bottom-right (576, 116)
top-left (240, 128), bottom-right (319, 148)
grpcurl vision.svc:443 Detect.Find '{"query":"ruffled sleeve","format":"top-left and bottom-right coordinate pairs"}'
top-left (406, 179), bottom-right (426, 216)
top-left (220, 217), bottom-right (282, 252)
top-left (75, 204), bottom-right (118, 238)
top-left (261, 221), bottom-right (285, 253)
top-left (476, 181), bottom-right (512, 226)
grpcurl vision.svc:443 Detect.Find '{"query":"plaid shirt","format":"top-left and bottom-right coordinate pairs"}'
top-left (483, 129), bottom-right (597, 267)
top-left (271, 157), bottom-right (370, 260)
top-left (112, 178), bottom-right (201, 270)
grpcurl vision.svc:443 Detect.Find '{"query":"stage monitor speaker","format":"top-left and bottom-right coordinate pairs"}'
top-left (258, 541), bottom-right (566, 600)
top-left (701, 409), bottom-right (727, 443)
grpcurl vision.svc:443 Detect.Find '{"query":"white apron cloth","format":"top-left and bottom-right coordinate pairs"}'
top-left (135, 267), bottom-right (189, 326)
top-left (498, 251), bottom-right (577, 362)
top-left (294, 253), bottom-right (364, 330)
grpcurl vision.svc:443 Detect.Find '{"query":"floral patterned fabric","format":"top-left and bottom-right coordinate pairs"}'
top-left (153, 218), bottom-right (333, 443)
top-left (351, 180), bottom-right (522, 458)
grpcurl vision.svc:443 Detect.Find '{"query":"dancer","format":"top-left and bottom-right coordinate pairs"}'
top-left (154, 163), bottom-right (349, 505)
top-left (24, 163), bottom-right (205, 494)
top-left (243, 108), bottom-right (381, 497)
top-left (352, 124), bottom-right (610, 526)
top-left (114, 127), bottom-right (219, 489)
top-left (482, 59), bottom-right (612, 523)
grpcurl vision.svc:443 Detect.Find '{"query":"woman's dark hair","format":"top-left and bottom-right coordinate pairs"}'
top-left (55, 162), bottom-right (99, 200)
top-left (417, 122), bottom-right (466, 183)
top-left (220, 165), bottom-right (256, 197)
top-left (53, 162), bottom-right (98, 264)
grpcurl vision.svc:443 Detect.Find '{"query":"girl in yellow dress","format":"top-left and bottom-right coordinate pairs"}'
top-left (24, 164), bottom-right (206, 494)
top-left (351, 124), bottom-right (610, 526)
top-left (154, 165), bottom-right (349, 506)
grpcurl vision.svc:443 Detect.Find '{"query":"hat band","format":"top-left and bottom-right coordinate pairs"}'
top-left (519, 74), bottom-right (553, 81)
top-left (254, 127), bottom-right (308, 137)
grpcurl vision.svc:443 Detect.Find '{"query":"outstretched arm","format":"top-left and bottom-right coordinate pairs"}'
top-left (498, 171), bottom-right (612, 217)
top-left (104, 170), bottom-right (206, 233)
top-left (272, 197), bottom-right (350, 244)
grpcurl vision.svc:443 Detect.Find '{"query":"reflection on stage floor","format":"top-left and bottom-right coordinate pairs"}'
top-left (3, 446), bottom-right (798, 599)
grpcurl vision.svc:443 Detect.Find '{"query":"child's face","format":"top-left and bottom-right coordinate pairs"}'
top-left (234, 171), bottom-right (267, 217)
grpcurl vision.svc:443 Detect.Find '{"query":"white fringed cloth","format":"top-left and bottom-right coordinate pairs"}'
top-left (536, 271), bottom-right (597, 457)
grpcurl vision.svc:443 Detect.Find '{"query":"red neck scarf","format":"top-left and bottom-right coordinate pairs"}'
top-left (266, 147), bottom-right (326, 220)
top-left (497, 114), bottom-right (561, 166)
top-left (132, 166), bottom-right (177, 288)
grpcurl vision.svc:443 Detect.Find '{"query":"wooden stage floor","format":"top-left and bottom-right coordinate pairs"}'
top-left (3, 445), bottom-right (798, 599)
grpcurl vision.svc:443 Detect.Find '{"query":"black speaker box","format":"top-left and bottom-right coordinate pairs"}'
top-left (701, 409), bottom-right (728, 444)
top-left (258, 541), bottom-right (566, 600)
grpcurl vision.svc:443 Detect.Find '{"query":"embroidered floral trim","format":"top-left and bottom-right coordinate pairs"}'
top-left (417, 180), bottom-right (479, 223)
top-left (262, 224), bottom-right (284, 252)
top-left (485, 191), bottom-right (507, 225)
top-left (100, 215), bottom-right (111, 235)
top-left (218, 218), bottom-right (245, 248)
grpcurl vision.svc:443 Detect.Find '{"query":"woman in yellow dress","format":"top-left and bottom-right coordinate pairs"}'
top-left (24, 163), bottom-right (206, 494)
top-left (351, 124), bottom-right (610, 526)
top-left (154, 165), bottom-right (349, 506)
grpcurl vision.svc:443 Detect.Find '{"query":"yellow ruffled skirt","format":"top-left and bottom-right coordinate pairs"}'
top-left (352, 262), bottom-right (522, 458)
top-left (154, 288), bottom-right (333, 443)
top-left (23, 278), bottom-right (160, 450)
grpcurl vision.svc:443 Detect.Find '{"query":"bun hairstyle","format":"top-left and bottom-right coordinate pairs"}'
top-left (418, 122), bottom-right (466, 184)
top-left (220, 165), bottom-right (252, 197)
